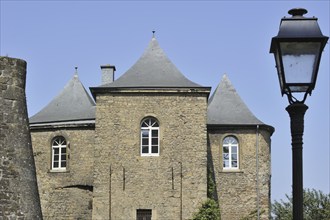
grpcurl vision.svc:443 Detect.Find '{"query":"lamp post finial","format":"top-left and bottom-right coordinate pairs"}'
top-left (288, 8), bottom-right (308, 17)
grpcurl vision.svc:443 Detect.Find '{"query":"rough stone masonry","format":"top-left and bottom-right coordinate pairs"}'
top-left (0, 56), bottom-right (42, 219)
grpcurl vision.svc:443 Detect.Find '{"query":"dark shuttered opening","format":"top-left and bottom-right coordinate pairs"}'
top-left (136, 209), bottom-right (152, 220)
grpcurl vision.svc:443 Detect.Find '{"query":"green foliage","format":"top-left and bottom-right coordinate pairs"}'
top-left (193, 165), bottom-right (221, 220)
top-left (193, 198), bottom-right (221, 220)
top-left (272, 194), bottom-right (293, 220)
top-left (272, 188), bottom-right (330, 220)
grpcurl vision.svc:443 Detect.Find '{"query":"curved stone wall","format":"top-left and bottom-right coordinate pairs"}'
top-left (0, 56), bottom-right (42, 219)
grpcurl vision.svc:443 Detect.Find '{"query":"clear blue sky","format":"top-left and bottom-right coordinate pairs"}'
top-left (1, 1), bottom-right (329, 203)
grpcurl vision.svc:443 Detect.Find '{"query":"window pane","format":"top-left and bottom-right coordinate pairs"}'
top-left (54, 155), bottom-right (59, 161)
top-left (54, 148), bottom-right (59, 154)
top-left (232, 161), bottom-right (238, 168)
top-left (142, 138), bottom-right (149, 146)
top-left (53, 162), bottom-right (59, 168)
top-left (223, 160), bottom-right (229, 168)
top-left (62, 148), bottom-right (66, 153)
top-left (54, 139), bottom-right (60, 146)
top-left (223, 147), bottom-right (229, 153)
top-left (231, 154), bottom-right (237, 160)
top-left (61, 155), bottom-right (66, 161)
top-left (152, 121), bottom-right (159, 127)
top-left (141, 130), bottom-right (149, 138)
top-left (231, 138), bottom-right (238, 144)
top-left (142, 146), bottom-right (149, 154)
top-left (152, 145), bottom-right (158, 154)
top-left (142, 123), bottom-right (147, 128)
top-left (53, 137), bottom-right (66, 146)
top-left (152, 138), bottom-right (158, 145)
top-left (151, 130), bottom-right (158, 137)
top-left (232, 146), bottom-right (237, 153)
top-left (223, 153), bottom-right (229, 160)
top-left (150, 118), bottom-right (159, 127)
top-left (61, 139), bottom-right (66, 145)
top-left (61, 161), bottom-right (66, 168)
top-left (223, 136), bottom-right (238, 145)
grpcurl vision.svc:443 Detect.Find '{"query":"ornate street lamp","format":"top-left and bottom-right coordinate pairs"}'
top-left (270, 8), bottom-right (328, 220)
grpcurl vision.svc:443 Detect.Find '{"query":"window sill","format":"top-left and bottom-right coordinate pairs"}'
top-left (141, 154), bottom-right (159, 157)
top-left (48, 169), bottom-right (69, 173)
top-left (219, 169), bottom-right (243, 174)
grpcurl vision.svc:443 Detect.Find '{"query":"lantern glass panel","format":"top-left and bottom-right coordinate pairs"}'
top-left (280, 42), bottom-right (321, 92)
top-left (274, 48), bottom-right (285, 92)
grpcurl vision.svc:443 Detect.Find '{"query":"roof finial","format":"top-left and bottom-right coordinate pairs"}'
top-left (152, 30), bottom-right (155, 38)
top-left (74, 66), bottom-right (78, 77)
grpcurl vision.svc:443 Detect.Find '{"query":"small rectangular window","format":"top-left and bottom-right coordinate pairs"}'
top-left (136, 209), bottom-right (152, 220)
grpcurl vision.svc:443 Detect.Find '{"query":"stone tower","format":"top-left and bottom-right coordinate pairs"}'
top-left (0, 56), bottom-right (42, 219)
top-left (29, 71), bottom-right (95, 219)
top-left (207, 75), bottom-right (274, 219)
top-left (90, 37), bottom-right (210, 220)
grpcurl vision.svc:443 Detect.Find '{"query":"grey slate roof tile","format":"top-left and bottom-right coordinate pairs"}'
top-left (29, 73), bottom-right (95, 124)
top-left (98, 37), bottom-right (202, 88)
top-left (207, 74), bottom-right (265, 125)
top-left (29, 38), bottom-right (272, 130)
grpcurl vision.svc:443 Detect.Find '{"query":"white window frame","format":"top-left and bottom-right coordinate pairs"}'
top-left (222, 136), bottom-right (239, 169)
top-left (51, 136), bottom-right (67, 171)
top-left (141, 117), bottom-right (159, 156)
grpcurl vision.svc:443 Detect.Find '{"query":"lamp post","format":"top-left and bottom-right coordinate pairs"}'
top-left (270, 8), bottom-right (328, 220)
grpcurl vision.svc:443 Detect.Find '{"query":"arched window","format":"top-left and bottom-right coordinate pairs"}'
top-left (141, 117), bottom-right (159, 156)
top-left (52, 136), bottom-right (67, 170)
top-left (223, 136), bottom-right (239, 169)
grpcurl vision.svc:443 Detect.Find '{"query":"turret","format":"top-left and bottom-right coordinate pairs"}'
top-left (0, 56), bottom-right (42, 219)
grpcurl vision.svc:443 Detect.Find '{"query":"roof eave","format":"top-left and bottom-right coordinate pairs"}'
top-left (207, 123), bottom-right (275, 135)
top-left (90, 86), bottom-right (211, 99)
top-left (30, 119), bottom-right (95, 130)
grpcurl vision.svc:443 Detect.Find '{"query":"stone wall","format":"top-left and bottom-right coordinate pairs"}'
top-left (0, 56), bottom-right (42, 219)
top-left (208, 127), bottom-right (272, 220)
top-left (30, 126), bottom-right (95, 219)
top-left (93, 89), bottom-right (209, 220)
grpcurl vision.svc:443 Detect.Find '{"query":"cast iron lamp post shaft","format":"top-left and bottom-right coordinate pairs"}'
top-left (286, 103), bottom-right (308, 220)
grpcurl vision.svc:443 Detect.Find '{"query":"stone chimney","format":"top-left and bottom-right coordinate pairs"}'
top-left (100, 64), bottom-right (116, 85)
top-left (0, 56), bottom-right (42, 219)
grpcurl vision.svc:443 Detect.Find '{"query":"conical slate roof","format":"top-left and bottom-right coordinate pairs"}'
top-left (99, 37), bottom-right (202, 88)
top-left (29, 73), bottom-right (95, 124)
top-left (207, 74), bottom-right (264, 125)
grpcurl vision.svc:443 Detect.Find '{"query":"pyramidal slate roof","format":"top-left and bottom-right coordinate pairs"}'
top-left (207, 74), bottom-right (265, 126)
top-left (29, 72), bottom-right (95, 124)
top-left (99, 37), bottom-right (202, 88)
